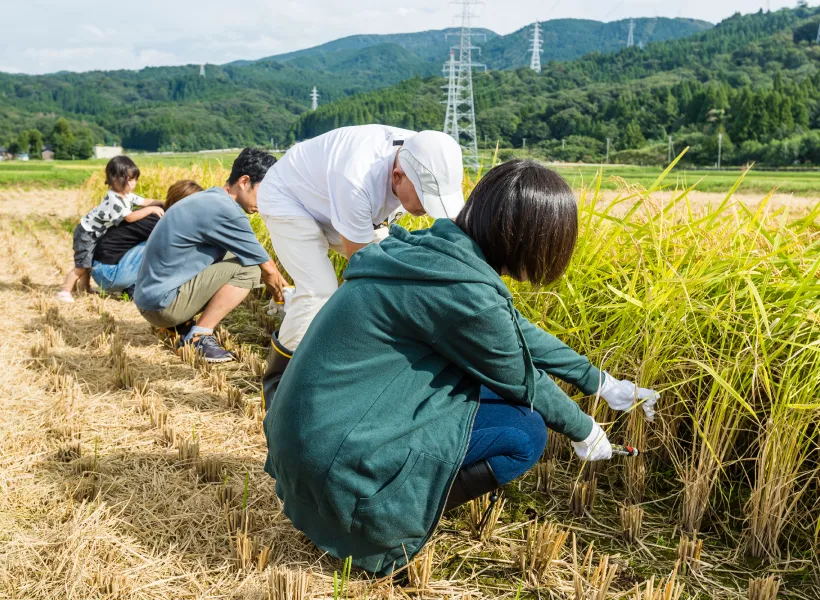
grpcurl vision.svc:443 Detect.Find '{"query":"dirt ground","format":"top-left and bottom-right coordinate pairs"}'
top-left (1, 189), bottom-right (815, 599)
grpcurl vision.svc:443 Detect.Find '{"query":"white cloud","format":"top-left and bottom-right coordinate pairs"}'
top-left (0, 0), bottom-right (798, 75)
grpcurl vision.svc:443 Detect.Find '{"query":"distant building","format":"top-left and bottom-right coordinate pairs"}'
top-left (41, 149), bottom-right (55, 161)
top-left (93, 145), bottom-right (124, 160)
top-left (0, 147), bottom-right (9, 162)
top-left (16, 153), bottom-right (30, 161)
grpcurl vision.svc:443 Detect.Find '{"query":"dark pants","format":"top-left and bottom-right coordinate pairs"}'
top-left (463, 388), bottom-right (547, 485)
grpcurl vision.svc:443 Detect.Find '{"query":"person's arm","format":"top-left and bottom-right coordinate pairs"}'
top-left (340, 235), bottom-right (369, 260)
top-left (431, 301), bottom-right (593, 442)
top-left (328, 171), bottom-right (378, 254)
top-left (514, 309), bottom-right (602, 396)
top-left (124, 205), bottom-right (164, 223)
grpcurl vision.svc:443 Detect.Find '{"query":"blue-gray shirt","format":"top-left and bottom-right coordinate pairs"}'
top-left (134, 187), bottom-right (270, 311)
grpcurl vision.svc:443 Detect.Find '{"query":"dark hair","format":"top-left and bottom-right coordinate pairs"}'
top-left (227, 148), bottom-right (276, 187)
top-left (104, 155), bottom-right (140, 193)
top-left (165, 179), bottom-right (204, 210)
top-left (454, 160), bottom-right (578, 286)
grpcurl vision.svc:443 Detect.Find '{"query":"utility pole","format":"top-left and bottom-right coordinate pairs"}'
top-left (529, 21), bottom-right (543, 73)
top-left (442, 51), bottom-right (458, 140)
top-left (717, 133), bottom-right (723, 169)
top-left (200, 64), bottom-right (205, 78)
top-left (311, 87), bottom-right (319, 111)
top-left (667, 135), bottom-right (673, 163)
top-left (562, 139), bottom-right (566, 150)
top-left (444, 0), bottom-right (486, 171)
top-left (522, 138), bottom-right (526, 150)
top-left (606, 138), bottom-right (611, 163)
top-left (627, 19), bottom-right (635, 48)
top-left (816, 22), bottom-right (820, 43)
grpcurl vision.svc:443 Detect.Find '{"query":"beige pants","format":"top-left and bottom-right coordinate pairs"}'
top-left (262, 215), bottom-right (348, 351)
top-left (140, 257), bottom-right (261, 329)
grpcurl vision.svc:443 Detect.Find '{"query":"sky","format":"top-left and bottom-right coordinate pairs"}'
top-left (0, 0), bottom-right (804, 75)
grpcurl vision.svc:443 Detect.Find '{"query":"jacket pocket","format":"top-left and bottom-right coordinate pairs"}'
top-left (352, 450), bottom-right (453, 549)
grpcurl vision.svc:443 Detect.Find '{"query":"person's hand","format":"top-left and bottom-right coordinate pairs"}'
top-left (599, 372), bottom-right (659, 422)
top-left (260, 260), bottom-right (287, 302)
top-left (571, 420), bottom-right (612, 461)
top-left (148, 206), bottom-right (165, 217)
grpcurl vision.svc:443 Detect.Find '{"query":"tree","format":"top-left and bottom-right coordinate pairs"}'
top-left (16, 131), bottom-right (31, 155)
top-left (28, 130), bottom-right (44, 157)
top-left (623, 120), bottom-right (646, 149)
top-left (51, 118), bottom-right (76, 160)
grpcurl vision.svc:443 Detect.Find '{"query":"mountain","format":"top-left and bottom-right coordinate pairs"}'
top-left (294, 7), bottom-right (820, 167)
top-left (0, 17), bottom-right (710, 153)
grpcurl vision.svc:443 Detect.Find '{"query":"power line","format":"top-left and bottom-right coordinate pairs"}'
top-left (529, 21), bottom-right (543, 73)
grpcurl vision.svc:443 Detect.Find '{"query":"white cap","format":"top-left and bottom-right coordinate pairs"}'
top-left (398, 131), bottom-right (465, 219)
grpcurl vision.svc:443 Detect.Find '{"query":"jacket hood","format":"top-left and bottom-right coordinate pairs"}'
top-left (344, 220), bottom-right (510, 299)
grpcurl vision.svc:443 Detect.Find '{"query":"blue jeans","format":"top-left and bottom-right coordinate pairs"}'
top-left (462, 387), bottom-right (547, 485)
top-left (90, 242), bottom-right (146, 294)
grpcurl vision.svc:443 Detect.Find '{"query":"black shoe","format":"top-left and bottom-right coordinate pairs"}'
top-left (262, 331), bottom-right (293, 412)
top-left (445, 460), bottom-right (500, 512)
top-left (122, 285), bottom-right (136, 300)
top-left (182, 334), bottom-right (234, 363)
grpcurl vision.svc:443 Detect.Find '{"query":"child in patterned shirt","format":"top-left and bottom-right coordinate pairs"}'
top-left (56, 156), bottom-right (165, 303)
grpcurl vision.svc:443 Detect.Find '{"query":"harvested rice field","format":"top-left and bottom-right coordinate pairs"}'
top-left (1, 171), bottom-right (819, 599)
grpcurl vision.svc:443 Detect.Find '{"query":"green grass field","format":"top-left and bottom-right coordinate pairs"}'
top-left (2, 151), bottom-right (820, 197)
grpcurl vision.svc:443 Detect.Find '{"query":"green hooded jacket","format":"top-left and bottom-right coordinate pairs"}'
top-left (263, 220), bottom-right (601, 575)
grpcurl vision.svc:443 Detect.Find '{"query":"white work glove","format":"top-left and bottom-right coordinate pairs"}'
top-left (571, 420), bottom-right (612, 462)
top-left (599, 372), bottom-right (659, 422)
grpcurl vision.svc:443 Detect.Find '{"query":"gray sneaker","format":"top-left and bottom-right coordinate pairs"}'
top-left (185, 334), bottom-right (234, 363)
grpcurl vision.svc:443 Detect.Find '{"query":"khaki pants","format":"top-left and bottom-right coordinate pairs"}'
top-left (262, 216), bottom-right (346, 351)
top-left (140, 257), bottom-right (261, 329)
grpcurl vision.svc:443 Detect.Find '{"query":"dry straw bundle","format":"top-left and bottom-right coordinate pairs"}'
top-left (267, 566), bottom-right (312, 600)
top-left (519, 519), bottom-right (570, 586)
top-left (631, 563), bottom-right (685, 600)
top-left (748, 574), bottom-right (780, 600)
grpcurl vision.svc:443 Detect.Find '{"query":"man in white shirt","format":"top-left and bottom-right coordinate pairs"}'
top-left (258, 125), bottom-right (464, 399)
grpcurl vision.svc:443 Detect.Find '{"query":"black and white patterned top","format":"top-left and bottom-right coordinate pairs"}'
top-left (80, 190), bottom-right (147, 237)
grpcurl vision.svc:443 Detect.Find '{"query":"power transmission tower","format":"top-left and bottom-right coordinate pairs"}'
top-left (816, 23), bottom-right (820, 43)
top-left (667, 135), bottom-right (673, 164)
top-left (627, 19), bottom-right (635, 48)
top-left (311, 86), bottom-right (319, 111)
top-left (717, 132), bottom-right (723, 169)
top-left (199, 64), bottom-right (205, 78)
top-left (606, 138), bottom-right (611, 163)
top-left (442, 52), bottom-right (458, 139)
top-left (529, 21), bottom-right (543, 73)
top-left (446, 0), bottom-right (486, 171)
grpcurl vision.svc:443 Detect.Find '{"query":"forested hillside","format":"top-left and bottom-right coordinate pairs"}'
top-left (295, 7), bottom-right (820, 167)
top-left (0, 18), bottom-right (707, 154)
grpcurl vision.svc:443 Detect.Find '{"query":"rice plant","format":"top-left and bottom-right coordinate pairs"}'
top-left (747, 575), bottom-right (780, 600)
top-left (619, 505), bottom-right (644, 544)
top-left (267, 566), bottom-right (312, 600)
top-left (572, 539), bottom-right (618, 600)
top-left (519, 519), bottom-right (570, 586)
top-left (631, 564), bottom-right (684, 600)
top-left (468, 492), bottom-right (506, 541)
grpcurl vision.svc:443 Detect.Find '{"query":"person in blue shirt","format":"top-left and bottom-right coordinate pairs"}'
top-left (135, 148), bottom-right (287, 362)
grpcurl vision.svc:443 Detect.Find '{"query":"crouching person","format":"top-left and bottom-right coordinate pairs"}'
top-left (262, 160), bottom-right (659, 575)
top-left (134, 148), bottom-right (287, 362)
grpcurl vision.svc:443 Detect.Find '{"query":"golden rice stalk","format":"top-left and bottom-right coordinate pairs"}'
top-left (468, 492), bottom-right (505, 541)
top-left (113, 361), bottom-right (134, 390)
top-left (406, 540), bottom-right (435, 592)
top-left (748, 575), bottom-right (780, 600)
top-left (160, 424), bottom-right (177, 447)
top-left (177, 435), bottom-right (200, 463)
top-left (232, 531), bottom-right (260, 571)
top-left (623, 410), bottom-right (646, 503)
top-left (573, 540), bottom-right (618, 600)
top-left (45, 305), bottom-right (62, 327)
top-left (535, 459), bottom-right (555, 493)
top-left (50, 422), bottom-right (80, 440)
top-left (93, 573), bottom-right (128, 598)
top-left (149, 404), bottom-right (168, 428)
top-left (179, 343), bottom-right (197, 367)
top-left (571, 478), bottom-right (597, 517)
top-left (631, 563), bottom-right (684, 600)
top-left (57, 440), bottom-right (82, 462)
top-left (247, 353), bottom-right (266, 378)
top-left (619, 505), bottom-right (644, 544)
top-left (676, 531), bottom-right (703, 573)
top-left (233, 344), bottom-right (251, 363)
top-left (72, 455), bottom-right (97, 475)
top-left (227, 385), bottom-right (243, 409)
top-left (267, 566), bottom-right (312, 600)
top-left (196, 456), bottom-right (225, 483)
top-left (209, 371), bottom-right (227, 393)
top-left (218, 485), bottom-right (239, 511)
top-left (91, 331), bottom-right (109, 349)
top-left (519, 519), bottom-right (570, 586)
top-left (72, 477), bottom-right (101, 503)
top-left (225, 506), bottom-right (253, 535)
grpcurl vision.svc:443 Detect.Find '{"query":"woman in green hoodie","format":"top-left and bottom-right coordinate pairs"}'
top-left (263, 160), bottom-right (659, 576)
